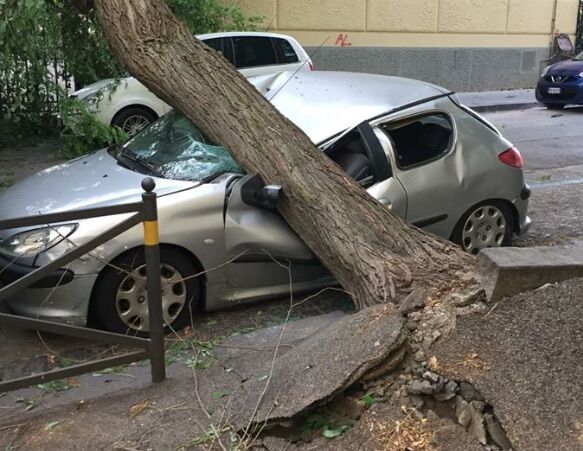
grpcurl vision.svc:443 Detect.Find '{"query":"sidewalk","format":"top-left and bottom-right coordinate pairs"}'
top-left (457, 89), bottom-right (538, 113)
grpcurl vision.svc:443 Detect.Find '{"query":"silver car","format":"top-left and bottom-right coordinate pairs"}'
top-left (0, 72), bottom-right (531, 333)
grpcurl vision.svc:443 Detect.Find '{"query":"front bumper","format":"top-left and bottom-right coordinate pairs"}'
top-left (0, 254), bottom-right (75, 288)
top-left (0, 254), bottom-right (96, 326)
top-left (535, 79), bottom-right (583, 105)
top-left (2, 274), bottom-right (97, 326)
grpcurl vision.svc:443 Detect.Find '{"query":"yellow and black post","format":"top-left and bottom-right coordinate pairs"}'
top-left (141, 177), bottom-right (166, 383)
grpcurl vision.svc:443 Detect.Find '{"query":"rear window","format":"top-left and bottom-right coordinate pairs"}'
top-left (273, 38), bottom-right (299, 63)
top-left (233, 37), bottom-right (277, 68)
top-left (381, 113), bottom-right (453, 169)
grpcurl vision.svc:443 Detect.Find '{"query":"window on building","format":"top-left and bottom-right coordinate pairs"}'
top-left (233, 37), bottom-right (277, 68)
top-left (380, 113), bottom-right (453, 169)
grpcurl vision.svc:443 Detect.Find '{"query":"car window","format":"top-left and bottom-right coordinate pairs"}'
top-left (203, 37), bottom-right (223, 53)
top-left (273, 38), bottom-right (299, 64)
top-left (380, 113), bottom-right (453, 169)
top-left (123, 111), bottom-right (244, 182)
top-left (325, 130), bottom-right (375, 187)
top-left (233, 37), bottom-right (277, 68)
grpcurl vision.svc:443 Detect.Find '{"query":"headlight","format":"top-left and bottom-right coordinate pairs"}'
top-left (579, 72), bottom-right (583, 78)
top-left (541, 65), bottom-right (551, 77)
top-left (81, 90), bottom-right (104, 107)
top-left (0, 224), bottom-right (77, 257)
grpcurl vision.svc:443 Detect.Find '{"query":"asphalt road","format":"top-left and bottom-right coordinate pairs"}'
top-left (485, 106), bottom-right (583, 171)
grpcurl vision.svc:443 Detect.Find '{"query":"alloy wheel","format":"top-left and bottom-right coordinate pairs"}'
top-left (121, 114), bottom-right (151, 135)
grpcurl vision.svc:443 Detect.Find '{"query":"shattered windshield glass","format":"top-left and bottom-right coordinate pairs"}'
top-left (122, 110), bottom-right (244, 182)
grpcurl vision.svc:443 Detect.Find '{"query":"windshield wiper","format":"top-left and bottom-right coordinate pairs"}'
top-left (120, 149), bottom-right (163, 178)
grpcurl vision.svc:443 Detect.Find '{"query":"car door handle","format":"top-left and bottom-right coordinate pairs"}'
top-left (379, 198), bottom-right (392, 209)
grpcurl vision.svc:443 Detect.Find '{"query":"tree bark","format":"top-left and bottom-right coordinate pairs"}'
top-left (92, 0), bottom-right (475, 309)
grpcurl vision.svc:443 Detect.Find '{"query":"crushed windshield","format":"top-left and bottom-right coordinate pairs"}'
top-left (122, 111), bottom-right (244, 182)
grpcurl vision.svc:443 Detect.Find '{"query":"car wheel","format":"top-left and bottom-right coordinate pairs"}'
top-left (112, 107), bottom-right (158, 136)
top-left (543, 103), bottom-right (565, 110)
top-left (451, 201), bottom-right (514, 255)
top-left (91, 247), bottom-right (202, 335)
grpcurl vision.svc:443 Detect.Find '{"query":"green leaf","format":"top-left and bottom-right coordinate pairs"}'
top-left (322, 425), bottom-right (349, 439)
top-left (211, 390), bottom-right (228, 399)
top-left (361, 393), bottom-right (375, 408)
top-left (44, 421), bottom-right (60, 430)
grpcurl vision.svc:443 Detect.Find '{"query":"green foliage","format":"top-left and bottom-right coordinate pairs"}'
top-left (58, 96), bottom-right (128, 157)
top-left (300, 411), bottom-right (356, 439)
top-left (166, 0), bottom-right (263, 34)
top-left (0, 0), bottom-right (263, 148)
top-left (361, 393), bottom-right (375, 408)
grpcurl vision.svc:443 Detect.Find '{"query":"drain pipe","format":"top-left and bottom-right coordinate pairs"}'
top-left (549, 0), bottom-right (559, 57)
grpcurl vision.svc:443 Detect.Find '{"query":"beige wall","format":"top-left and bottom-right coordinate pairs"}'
top-left (226, 0), bottom-right (580, 48)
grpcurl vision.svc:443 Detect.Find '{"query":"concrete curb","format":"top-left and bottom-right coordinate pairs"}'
top-left (476, 244), bottom-right (583, 302)
top-left (470, 102), bottom-right (540, 113)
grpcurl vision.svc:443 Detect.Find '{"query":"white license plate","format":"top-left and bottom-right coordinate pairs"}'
top-left (548, 87), bottom-right (562, 94)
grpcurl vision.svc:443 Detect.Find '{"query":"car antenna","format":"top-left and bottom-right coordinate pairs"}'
top-left (267, 37), bottom-right (330, 102)
top-left (265, 14), bottom-right (276, 32)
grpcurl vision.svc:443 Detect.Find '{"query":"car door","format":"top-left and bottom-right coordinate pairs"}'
top-left (377, 111), bottom-right (460, 237)
top-left (222, 175), bottom-right (330, 291)
top-left (322, 121), bottom-right (407, 218)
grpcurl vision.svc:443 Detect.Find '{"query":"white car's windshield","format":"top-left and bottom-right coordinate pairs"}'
top-left (122, 111), bottom-right (244, 182)
top-left (573, 52), bottom-right (583, 61)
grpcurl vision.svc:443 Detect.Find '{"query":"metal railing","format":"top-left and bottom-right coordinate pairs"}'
top-left (0, 178), bottom-right (166, 392)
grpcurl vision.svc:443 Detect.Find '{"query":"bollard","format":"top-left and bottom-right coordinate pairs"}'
top-left (141, 177), bottom-right (166, 383)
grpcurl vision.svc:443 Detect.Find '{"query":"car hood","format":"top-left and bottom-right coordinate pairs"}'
top-left (0, 149), bottom-right (196, 221)
top-left (72, 78), bottom-right (117, 100)
top-left (549, 59), bottom-right (583, 75)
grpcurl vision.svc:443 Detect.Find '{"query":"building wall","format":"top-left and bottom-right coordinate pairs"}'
top-left (225, 0), bottom-right (581, 91)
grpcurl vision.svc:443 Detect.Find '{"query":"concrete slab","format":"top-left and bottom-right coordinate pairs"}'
top-left (431, 278), bottom-right (583, 450)
top-left (476, 243), bottom-right (583, 301)
top-left (218, 306), bottom-right (407, 431)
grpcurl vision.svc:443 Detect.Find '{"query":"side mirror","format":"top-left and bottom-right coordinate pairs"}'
top-left (240, 174), bottom-right (282, 210)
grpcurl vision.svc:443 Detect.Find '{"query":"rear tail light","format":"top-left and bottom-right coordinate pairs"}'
top-left (308, 62), bottom-right (315, 71)
top-left (498, 147), bottom-right (524, 169)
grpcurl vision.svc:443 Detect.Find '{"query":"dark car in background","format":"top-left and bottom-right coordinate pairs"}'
top-left (536, 52), bottom-right (583, 109)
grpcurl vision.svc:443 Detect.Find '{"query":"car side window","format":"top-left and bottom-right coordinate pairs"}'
top-left (325, 130), bottom-right (375, 187)
top-left (233, 37), bottom-right (277, 68)
top-left (203, 37), bottom-right (223, 53)
top-left (273, 38), bottom-right (299, 64)
top-left (380, 113), bottom-right (453, 169)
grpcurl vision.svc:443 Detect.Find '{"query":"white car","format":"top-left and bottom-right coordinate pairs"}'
top-left (72, 32), bottom-right (313, 135)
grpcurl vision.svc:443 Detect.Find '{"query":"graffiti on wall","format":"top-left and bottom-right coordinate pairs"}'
top-left (335, 33), bottom-right (352, 47)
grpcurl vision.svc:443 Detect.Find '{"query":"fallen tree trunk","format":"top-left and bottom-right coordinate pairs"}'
top-left (91, 0), bottom-right (475, 309)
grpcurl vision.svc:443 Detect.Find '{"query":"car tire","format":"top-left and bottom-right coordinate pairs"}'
top-left (451, 200), bottom-right (514, 255)
top-left (91, 246), bottom-right (202, 336)
top-left (111, 107), bottom-right (158, 136)
top-left (543, 103), bottom-right (565, 110)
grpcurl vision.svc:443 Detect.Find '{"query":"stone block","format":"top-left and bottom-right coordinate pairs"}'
top-left (366, 0), bottom-right (438, 32)
top-left (507, 0), bottom-right (555, 34)
top-left (476, 244), bottom-right (583, 302)
top-left (278, 0), bottom-right (366, 31)
top-left (439, 0), bottom-right (509, 33)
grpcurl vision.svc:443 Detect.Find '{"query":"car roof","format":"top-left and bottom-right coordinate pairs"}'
top-left (196, 31), bottom-right (299, 41)
top-left (251, 71), bottom-right (452, 145)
